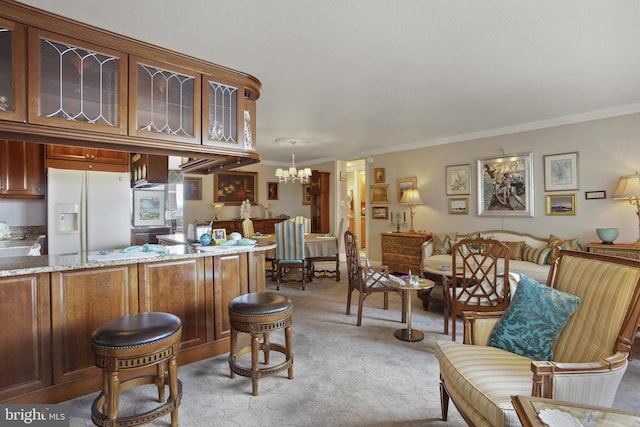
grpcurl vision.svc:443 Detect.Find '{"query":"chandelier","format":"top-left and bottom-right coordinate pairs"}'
top-left (275, 141), bottom-right (312, 183)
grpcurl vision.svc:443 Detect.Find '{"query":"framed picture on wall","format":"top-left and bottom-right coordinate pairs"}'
top-left (214, 171), bottom-right (258, 205)
top-left (477, 152), bottom-right (534, 217)
top-left (448, 198), bottom-right (469, 215)
top-left (370, 184), bottom-right (390, 204)
top-left (374, 168), bottom-right (385, 183)
top-left (544, 152), bottom-right (579, 191)
top-left (302, 184), bottom-right (312, 205)
top-left (133, 190), bottom-right (165, 226)
top-left (267, 182), bottom-right (279, 200)
top-left (184, 177), bottom-right (202, 200)
top-left (546, 194), bottom-right (576, 216)
top-left (396, 177), bottom-right (417, 202)
top-left (445, 164), bottom-right (471, 195)
top-left (371, 206), bottom-right (389, 219)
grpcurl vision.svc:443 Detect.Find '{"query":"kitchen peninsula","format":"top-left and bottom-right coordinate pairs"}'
top-left (0, 241), bottom-right (274, 404)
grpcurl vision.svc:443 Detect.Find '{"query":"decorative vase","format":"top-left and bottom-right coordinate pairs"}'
top-left (596, 228), bottom-right (619, 245)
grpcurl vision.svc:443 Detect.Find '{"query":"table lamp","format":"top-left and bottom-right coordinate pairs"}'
top-left (612, 172), bottom-right (640, 245)
top-left (400, 189), bottom-right (423, 233)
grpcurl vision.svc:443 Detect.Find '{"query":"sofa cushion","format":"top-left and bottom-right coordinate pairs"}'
top-left (436, 340), bottom-right (532, 427)
top-left (432, 232), bottom-right (458, 254)
top-left (522, 243), bottom-right (553, 265)
top-left (503, 241), bottom-right (524, 260)
top-left (488, 275), bottom-right (581, 360)
top-left (547, 234), bottom-right (582, 251)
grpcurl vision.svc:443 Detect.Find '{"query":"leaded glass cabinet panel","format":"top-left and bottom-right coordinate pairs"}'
top-left (0, 18), bottom-right (26, 122)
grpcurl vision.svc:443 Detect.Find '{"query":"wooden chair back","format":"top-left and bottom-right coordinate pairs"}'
top-left (446, 238), bottom-right (510, 340)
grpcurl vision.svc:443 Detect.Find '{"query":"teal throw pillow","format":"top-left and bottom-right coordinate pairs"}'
top-left (488, 274), bottom-right (581, 361)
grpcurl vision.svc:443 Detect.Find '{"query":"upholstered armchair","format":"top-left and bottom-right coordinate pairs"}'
top-left (435, 249), bottom-right (640, 427)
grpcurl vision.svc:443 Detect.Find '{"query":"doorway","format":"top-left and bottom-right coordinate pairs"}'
top-left (346, 159), bottom-right (366, 252)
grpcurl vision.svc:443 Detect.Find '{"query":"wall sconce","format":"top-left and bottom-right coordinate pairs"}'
top-left (613, 172), bottom-right (640, 245)
top-left (400, 189), bottom-right (423, 233)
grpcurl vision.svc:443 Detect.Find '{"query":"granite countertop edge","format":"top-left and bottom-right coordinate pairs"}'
top-left (0, 242), bottom-right (276, 278)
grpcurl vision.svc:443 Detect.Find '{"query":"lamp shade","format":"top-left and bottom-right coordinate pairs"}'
top-left (613, 173), bottom-right (640, 199)
top-left (400, 189), bottom-right (423, 205)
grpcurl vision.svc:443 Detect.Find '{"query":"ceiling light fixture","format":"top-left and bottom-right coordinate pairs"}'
top-left (275, 140), bottom-right (312, 184)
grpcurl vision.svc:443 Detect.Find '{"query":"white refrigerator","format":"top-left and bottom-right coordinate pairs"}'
top-left (47, 168), bottom-right (131, 255)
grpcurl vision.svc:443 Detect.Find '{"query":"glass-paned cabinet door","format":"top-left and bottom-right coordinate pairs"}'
top-left (0, 18), bottom-right (26, 122)
top-left (202, 77), bottom-right (238, 146)
top-left (129, 56), bottom-right (201, 144)
top-left (27, 29), bottom-right (127, 134)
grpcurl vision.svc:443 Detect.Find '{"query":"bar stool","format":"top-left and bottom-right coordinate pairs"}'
top-left (228, 292), bottom-right (293, 396)
top-left (90, 312), bottom-right (183, 427)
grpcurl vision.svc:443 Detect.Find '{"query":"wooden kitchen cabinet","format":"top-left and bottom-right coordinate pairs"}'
top-left (45, 144), bottom-right (128, 172)
top-left (138, 258), bottom-right (207, 350)
top-left (310, 170), bottom-right (330, 234)
top-left (212, 253), bottom-right (248, 340)
top-left (130, 152), bottom-right (168, 187)
top-left (49, 265), bottom-right (138, 386)
top-left (381, 232), bottom-right (430, 275)
top-left (129, 55), bottom-right (201, 144)
top-left (0, 273), bottom-right (51, 401)
top-left (27, 28), bottom-right (128, 135)
top-left (131, 226), bottom-right (172, 245)
top-left (0, 17), bottom-right (26, 122)
top-left (0, 140), bottom-right (45, 198)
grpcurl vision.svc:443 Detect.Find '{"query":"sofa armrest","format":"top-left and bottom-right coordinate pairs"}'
top-left (461, 311), bottom-right (504, 345)
top-left (531, 352), bottom-right (628, 405)
top-left (421, 240), bottom-right (434, 262)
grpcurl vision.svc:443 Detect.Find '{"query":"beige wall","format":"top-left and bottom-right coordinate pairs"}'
top-left (363, 112), bottom-right (640, 262)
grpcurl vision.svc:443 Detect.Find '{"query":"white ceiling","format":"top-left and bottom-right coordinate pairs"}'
top-left (18, 0), bottom-right (640, 166)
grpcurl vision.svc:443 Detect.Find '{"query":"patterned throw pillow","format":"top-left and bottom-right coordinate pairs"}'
top-left (431, 232), bottom-right (458, 255)
top-left (522, 244), bottom-right (553, 265)
top-left (503, 241), bottom-right (525, 261)
top-left (488, 275), bottom-right (581, 360)
top-left (547, 234), bottom-right (582, 251)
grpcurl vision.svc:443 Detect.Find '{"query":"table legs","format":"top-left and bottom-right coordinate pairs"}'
top-left (394, 289), bottom-right (424, 342)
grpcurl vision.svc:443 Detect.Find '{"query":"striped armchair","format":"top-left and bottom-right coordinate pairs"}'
top-left (435, 249), bottom-right (640, 427)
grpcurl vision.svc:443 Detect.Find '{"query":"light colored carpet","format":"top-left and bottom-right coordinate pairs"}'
top-left (64, 270), bottom-right (640, 426)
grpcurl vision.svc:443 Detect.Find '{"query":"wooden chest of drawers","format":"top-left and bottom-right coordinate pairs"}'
top-left (585, 242), bottom-right (640, 260)
top-left (381, 232), bottom-right (430, 275)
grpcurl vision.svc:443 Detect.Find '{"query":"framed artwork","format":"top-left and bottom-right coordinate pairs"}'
top-left (543, 152), bottom-right (579, 192)
top-left (546, 194), bottom-right (576, 216)
top-left (340, 171), bottom-right (347, 182)
top-left (396, 177), bottom-right (417, 202)
top-left (184, 177), bottom-right (202, 200)
top-left (445, 164), bottom-right (471, 195)
top-left (374, 168), bottom-right (385, 183)
top-left (214, 171), bottom-right (258, 205)
top-left (585, 190), bottom-right (606, 200)
top-left (267, 182), bottom-right (279, 200)
top-left (370, 184), bottom-right (390, 204)
top-left (212, 228), bottom-right (227, 244)
top-left (448, 198), bottom-right (469, 215)
top-left (477, 152), bottom-right (534, 217)
top-left (302, 184), bottom-right (311, 205)
top-left (371, 206), bottom-right (389, 220)
top-left (133, 190), bottom-right (165, 226)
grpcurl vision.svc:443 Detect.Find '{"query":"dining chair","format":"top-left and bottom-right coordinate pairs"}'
top-left (293, 216), bottom-right (311, 233)
top-left (442, 238), bottom-right (510, 340)
top-left (309, 218), bottom-right (344, 281)
top-left (242, 218), bottom-right (255, 238)
top-left (274, 220), bottom-right (310, 290)
top-left (344, 228), bottom-right (407, 326)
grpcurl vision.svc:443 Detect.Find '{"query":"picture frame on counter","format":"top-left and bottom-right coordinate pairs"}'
top-left (212, 228), bottom-right (227, 244)
top-left (133, 190), bottom-right (165, 226)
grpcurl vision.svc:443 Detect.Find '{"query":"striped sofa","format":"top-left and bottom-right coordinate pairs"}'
top-left (434, 249), bottom-right (640, 427)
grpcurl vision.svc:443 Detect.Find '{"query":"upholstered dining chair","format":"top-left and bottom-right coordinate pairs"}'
top-left (435, 249), bottom-right (640, 427)
top-left (309, 218), bottom-right (344, 281)
top-left (344, 228), bottom-right (407, 326)
top-left (442, 238), bottom-right (511, 341)
top-left (242, 218), bottom-right (255, 238)
top-left (293, 216), bottom-right (311, 234)
top-left (274, 220), bottom-right (310, 290)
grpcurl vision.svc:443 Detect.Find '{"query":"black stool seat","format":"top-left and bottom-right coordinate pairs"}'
top-left (90, 312), bottom-right (182, 427)
top-left (228, 292), bottom-right (294, 396)
top-left (228, 292), bottom-right (293, 317)
top-left (91, 312), bottom-right (182, 348)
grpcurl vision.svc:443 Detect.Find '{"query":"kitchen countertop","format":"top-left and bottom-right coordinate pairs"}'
top-left (0, 240), bottom-right (276, 278)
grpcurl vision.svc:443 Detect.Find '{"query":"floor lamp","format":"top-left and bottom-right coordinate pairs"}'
top-left (400, 189), bottom-right (423, 233)
top-left (613, 172), bottom-right (640, 245)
